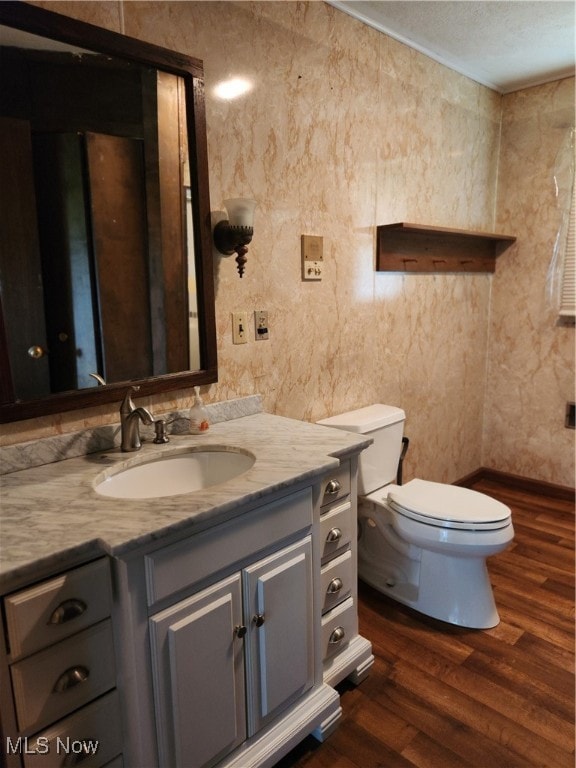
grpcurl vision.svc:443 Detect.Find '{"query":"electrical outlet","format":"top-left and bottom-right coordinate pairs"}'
top-left (232, 312), bottom-right (248, 344)
top-left (254, 310), bottom-right (269, 340)
top-left (301, 235), bottom-right (323, 281)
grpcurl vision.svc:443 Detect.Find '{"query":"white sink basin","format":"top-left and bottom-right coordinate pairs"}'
top-left (94, 449), bottom-right (255, 499)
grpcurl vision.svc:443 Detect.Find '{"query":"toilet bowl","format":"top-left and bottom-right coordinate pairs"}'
top-left (318, 405), bottom-right (514, 629)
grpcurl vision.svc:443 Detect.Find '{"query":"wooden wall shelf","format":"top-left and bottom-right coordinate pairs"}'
top-left (376, 223), bottom-right (516, 273)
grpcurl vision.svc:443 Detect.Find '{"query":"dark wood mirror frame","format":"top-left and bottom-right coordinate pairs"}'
top-left (0, 1), bottom-right (217, 424)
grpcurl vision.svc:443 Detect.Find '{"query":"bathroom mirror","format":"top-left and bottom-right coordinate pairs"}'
top-left (0, 2), bottom-right (217, 423)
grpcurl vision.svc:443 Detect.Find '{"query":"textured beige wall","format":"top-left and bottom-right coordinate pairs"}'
top-left (486, 78), bottom-right (575, 487)
top-left (4, 2), bottom-right (572, 488)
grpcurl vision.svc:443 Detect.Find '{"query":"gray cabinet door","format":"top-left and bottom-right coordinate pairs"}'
top-left (244, 536), bottom-right (314, 736)
top-left (149, 573), bottom-right (246, 768)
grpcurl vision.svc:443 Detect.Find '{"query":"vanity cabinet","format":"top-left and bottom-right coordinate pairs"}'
top-left (0, 424), bottom-right (372, 768)
top-left (149, 538), bottom-right (313, 767)
top-left (318, 461), bottom-right (373, 688)
top-left (116, 484), bottom-right (339, 768)
top-left (1, 558), bottom-right (123, 768)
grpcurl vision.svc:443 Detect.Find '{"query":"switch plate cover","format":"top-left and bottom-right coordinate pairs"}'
top-left (254, 310), bottom-right (269, 340)
top-left (232, 312), bottom-right (248, 344)
top-left (301, 235), bottom-right (323, 281)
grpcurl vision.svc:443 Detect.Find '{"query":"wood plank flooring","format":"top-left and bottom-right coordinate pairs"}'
top-left (277, 478), bottom-right (575, 768)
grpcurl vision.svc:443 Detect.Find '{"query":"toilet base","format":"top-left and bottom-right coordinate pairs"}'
top-left (359, 536), bottom-right (501, 629)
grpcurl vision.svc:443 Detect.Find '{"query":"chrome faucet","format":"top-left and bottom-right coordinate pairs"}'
top-left (120, 386), bottom-right (154, 452)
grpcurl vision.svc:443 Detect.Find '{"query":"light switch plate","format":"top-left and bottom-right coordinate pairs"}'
top-left (301, 235), bottom-right (323, 281)
top-left (232, 312), bottom-right (248, 344)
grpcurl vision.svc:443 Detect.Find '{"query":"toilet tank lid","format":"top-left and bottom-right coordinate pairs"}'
top-left (317, 404), bottom-right (406, 434)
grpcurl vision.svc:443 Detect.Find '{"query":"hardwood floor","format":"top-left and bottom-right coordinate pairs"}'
top-left (277, 478), bottom-right (575, 768)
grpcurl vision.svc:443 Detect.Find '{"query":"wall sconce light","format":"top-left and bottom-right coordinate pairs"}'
top-left (213, 198), bottom-right (257, 277)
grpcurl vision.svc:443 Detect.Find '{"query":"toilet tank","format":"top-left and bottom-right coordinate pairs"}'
top-left (317, 404), bottom-right (406, 495)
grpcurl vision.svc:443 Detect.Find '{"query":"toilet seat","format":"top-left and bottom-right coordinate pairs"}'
top-left (387, 479), bottom-right (511, 531)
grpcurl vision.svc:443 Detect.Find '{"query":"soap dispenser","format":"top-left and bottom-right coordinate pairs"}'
top-left (189, 387), bottom-right (210, 434)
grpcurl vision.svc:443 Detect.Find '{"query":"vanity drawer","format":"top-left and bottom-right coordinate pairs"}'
top-left (11, 619), bottom-right (116, 734)
top-left (320, 500), bottom-right (354, 562)
top-left (321, 597), bottom-right (356, 661)
top-left (5, 559), bottom-right (112, 660)
top-left (24, 690), bottom-right (122, 768)
top-left (146, 487), bottom-right (313, 606)
top-left (320, 461), bottom-right (350, 508)
top-left (320, 550), bottom-right (353, 614)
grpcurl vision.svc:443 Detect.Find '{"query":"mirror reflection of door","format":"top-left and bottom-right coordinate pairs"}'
top-left (0, 117), bottom-right (51, 400)
top-left (87, 132), bottom-right (154, 383)
top-left (33, 131), bottom-right (101, 393)
top-left (33, 131), bottom-right (154, 390)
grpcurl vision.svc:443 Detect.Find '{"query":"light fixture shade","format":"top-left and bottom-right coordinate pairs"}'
top-left (213, 197), bottom-right (258, 277)
top-left (223, 198), bottom-right (257, 227)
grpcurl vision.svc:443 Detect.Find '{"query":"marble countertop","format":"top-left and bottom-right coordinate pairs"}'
top-left (0, 413), bottom-right (370, 593)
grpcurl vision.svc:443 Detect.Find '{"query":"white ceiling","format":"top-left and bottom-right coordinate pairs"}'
top-left (328, 1), bottom-right (575, 93)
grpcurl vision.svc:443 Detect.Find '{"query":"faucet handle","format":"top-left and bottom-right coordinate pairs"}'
top-left (121, 385), bottom-right (140, 414)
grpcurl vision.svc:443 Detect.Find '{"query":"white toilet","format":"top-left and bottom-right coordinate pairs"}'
top-left (318, 404), bottom-right (514, 629)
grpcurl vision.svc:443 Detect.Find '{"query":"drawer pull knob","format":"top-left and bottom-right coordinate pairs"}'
top-left (48, 598), bottom-right (87, 625)
top-left (325, 479), bottom-right (341, 495)
top-left (61, 742), bottom-right (97, 767)
top-left (329, 626), bottom-right (346, 644)
top-left (327, 577), bottom-right (343, 594)
top-left (234, 625), bottom-right (247, 638)
top-left (53, 665), bottom-right (90, 693)
top-left (253, 614), bottom-right (265, 628)
top-left (326, 527), bottom-right (342, 543)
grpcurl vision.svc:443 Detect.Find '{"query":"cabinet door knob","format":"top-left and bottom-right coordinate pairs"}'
top-left (48, 598), bottom-right (87, 625)
top-left (327, 577), bottom-right (343, 594)
top-left (253, 614), bottom-right (265, 627)
top-left (325, 479), bottom-right (341, 495)
top-left (53, 665), bottom-right (90, 693)
top-left (329, 626), bottom-right (345, 644)
top-left (326, 527), bottom-right (342, 543)
top-left (234, 625), bottom-right (247, 638)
